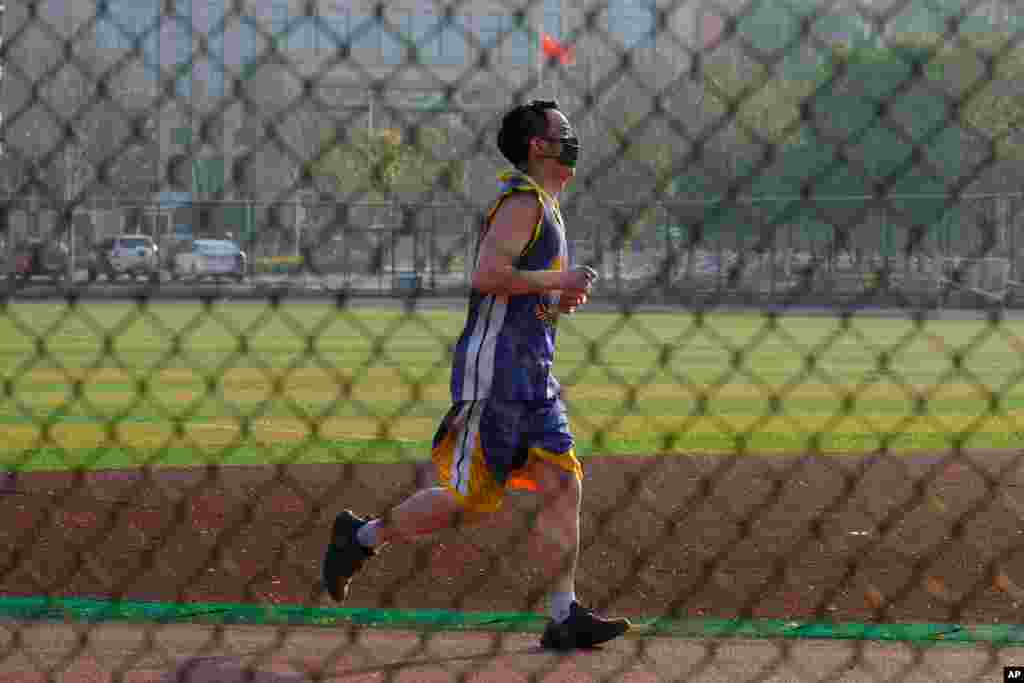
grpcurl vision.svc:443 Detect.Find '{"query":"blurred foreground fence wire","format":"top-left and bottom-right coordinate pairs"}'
top-left (4, 0), bottom-right (1024, 681)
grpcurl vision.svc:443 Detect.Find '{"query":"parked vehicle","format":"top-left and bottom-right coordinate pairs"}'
top-left (11, 238), bottom-right (69, 284)
top-left (170, 239), bottom-right (247, 282)
top-left (86, 234), bottom-right (160, 283)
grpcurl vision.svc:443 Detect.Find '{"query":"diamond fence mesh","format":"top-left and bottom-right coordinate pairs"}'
top-left (5, 0), bottom-right (1024, 680)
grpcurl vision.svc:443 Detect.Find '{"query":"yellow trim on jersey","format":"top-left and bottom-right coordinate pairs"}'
top-left (497, 170), bottom-right (562, 220)
top-left (492, 170), bottom-right (562, 260)
top-left (485, 190), bottom-right (544, 261)
top-left (502, 172), bottom-right (565, 238)
top-left (521, 202), bottom-right (545, 257)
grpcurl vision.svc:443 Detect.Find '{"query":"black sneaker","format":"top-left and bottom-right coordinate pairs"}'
top-left (540, 602), bottom-right (631, 650)
top-left (322, 510), bottom-right (375, 603)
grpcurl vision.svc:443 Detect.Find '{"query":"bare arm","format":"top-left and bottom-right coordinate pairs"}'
top-left (472, 193), bottom-right (568, 295)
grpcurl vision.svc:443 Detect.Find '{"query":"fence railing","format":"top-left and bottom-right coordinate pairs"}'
top-left (1, 193), bottom-right (1021, 305)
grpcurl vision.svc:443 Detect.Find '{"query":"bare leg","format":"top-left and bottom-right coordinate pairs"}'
top-left (528, 459), bottom-right (582, 596)
top-left (375, 487), bottom-right (490, 546)
top-left (373, 462), bottom-right (581, 594)
top-left (325, 481), bottom-right (493, 605)
top-left (528, 458), bottom-right (631, 649)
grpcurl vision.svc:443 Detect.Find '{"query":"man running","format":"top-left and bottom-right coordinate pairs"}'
top-left (322, 100), bottom-right (630, 651)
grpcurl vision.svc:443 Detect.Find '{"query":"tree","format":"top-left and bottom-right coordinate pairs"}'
top-left (694, 18), bottom-right (1024, 187)
top-left (306, 122), bottom-right (466, 273)
top-left (391, 125), bottom-right (467, 200)
top-left (310, 124), bottom-right (464, 199)
top-left (686, 12), bottom-right (1024, 274)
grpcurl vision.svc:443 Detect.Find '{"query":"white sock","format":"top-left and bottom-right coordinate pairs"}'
top-left (356, 519), bottom-right (381, 548)
top-left (551, 591), bottom-right (576, 624)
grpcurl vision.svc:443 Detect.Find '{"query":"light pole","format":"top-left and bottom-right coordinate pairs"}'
top-left (0, 1), bottom-right (9, 280)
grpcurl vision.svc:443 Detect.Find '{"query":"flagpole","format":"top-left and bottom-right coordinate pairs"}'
top-left (535, 12), bottom-right (543, 98)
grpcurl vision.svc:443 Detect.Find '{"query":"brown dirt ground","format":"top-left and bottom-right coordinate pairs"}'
top-left (4, 450), bottom-right (1024, 626)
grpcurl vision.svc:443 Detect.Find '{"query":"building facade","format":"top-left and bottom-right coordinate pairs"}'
top-left (4, 0), bottom-right (1020, 212)
top-left (81, 0), bottom-right (674, 223)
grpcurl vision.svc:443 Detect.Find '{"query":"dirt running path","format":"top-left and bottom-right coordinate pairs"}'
top-left (4, 451), bottom-right (1024, 626)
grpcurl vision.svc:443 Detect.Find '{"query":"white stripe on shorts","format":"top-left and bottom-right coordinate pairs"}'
top-left (452, 401), bottom-right (482, 497)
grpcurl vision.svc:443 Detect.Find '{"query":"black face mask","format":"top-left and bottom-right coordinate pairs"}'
top-left (537, 136), bottom-right (580, 168)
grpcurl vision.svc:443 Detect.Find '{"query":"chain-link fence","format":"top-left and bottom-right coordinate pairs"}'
top-left (6, 0), bottom-right (1024, 680)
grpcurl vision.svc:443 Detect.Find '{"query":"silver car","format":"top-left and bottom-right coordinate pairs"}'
top-left (171, 239), bottom-right (247, 282)
top-left (87, 234), bottom-right (160, 283)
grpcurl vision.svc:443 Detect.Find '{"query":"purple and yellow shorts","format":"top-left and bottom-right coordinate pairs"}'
top-left (431, 398), bottom-right (583, 513)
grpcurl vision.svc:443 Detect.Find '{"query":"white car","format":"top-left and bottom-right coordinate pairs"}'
top-left (171, 239), bottom-right (247, 282)
top-left (87, 234), bottom-right (160, 283)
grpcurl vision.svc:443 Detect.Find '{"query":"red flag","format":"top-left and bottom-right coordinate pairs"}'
top-left (540, 32), bottom-right (575, 66)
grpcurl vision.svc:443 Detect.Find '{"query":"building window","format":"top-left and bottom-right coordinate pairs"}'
top-left (225, 15), bottom-right (258, 74)
top-left (607, 0), bottom-right (656, 49)
top-left (196, 0), bottom-right (225, 97)
top-left (478, 13), bottom-right (502, 61)
top-left (96, 0), bottom-right (268, 94)
top-left (174, 0), bottom-right (192, 97)
top-left (477, 13), bottom-right (529, 66)
top-left (544, 0), bottom-right (561, 39)
top-left (95, 0), bottom-right (160, 81)
top-left (382, 10), bottom-right (410, 65)
top-left (441, 14), bottom-right (469, 65)
top-left (391, 11), bottom-right (470, 66)
top-left (270, 0), bottom-right (288, 51)
top-left (412, 12), bottom-right (441, 63)
top-left (351, 13), bottom-right (382, 57)
top-left (415, 12), bottom-right (471, 65)
top-left (317, 2), bottom-right (349, 55)
top-left (507, 14), bottom-right (530, 65)
top-left (96, 0), bottom-right (156, 50)
top-left (290, 3), bottom-right (317, 51)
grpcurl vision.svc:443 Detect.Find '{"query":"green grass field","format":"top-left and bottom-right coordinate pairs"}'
top-left (1, 301), bottom-right (1023, 471)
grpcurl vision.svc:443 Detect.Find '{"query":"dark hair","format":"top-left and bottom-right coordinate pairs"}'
top-left (497, 100), bottom-right (560, 169)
